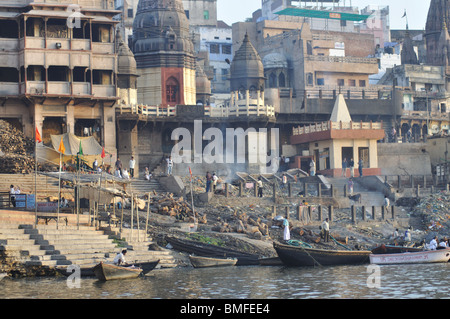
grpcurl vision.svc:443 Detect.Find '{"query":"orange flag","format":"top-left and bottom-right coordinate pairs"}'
top-left (58, 136), bottom-right (65, 154)
top-left (35, 127), bottom-right (42, 143)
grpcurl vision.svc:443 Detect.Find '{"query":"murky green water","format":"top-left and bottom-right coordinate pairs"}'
top-left (1, 263), bottom-right (449, 299)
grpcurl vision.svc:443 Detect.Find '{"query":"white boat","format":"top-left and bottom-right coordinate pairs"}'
top-left (370, 248), bottom-right (450, 265)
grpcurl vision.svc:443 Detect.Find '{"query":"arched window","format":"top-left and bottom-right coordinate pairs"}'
top-left (269, 73), bottom-right (277, 88)
top-left (166, 77), bottom-right (180, 104)
top-left (278, 72), bottom-right (286, 87)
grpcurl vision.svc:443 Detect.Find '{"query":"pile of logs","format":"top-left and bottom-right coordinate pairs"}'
top-left (211, 211), bottom-right (270, 239)
top-left (0, 120), bottom-right (36, 174)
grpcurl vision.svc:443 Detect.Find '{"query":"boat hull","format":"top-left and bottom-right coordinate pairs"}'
top-left (93, 262), bottom-right (143, 281)
top-left (274, 242), bottom-right (371, 267)
top-left (189, 255), bottom-right (237, 268)
top-left (370, 248), bottom-right (450, 265)
top-left (166, 236), bottom-right (260, 266)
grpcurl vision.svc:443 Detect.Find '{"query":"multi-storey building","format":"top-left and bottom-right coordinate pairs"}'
top-left (0, 0), bottom-right (120, 158)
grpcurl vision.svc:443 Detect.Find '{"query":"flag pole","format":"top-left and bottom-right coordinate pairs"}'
top-left (57, 152), bottom-right (61, 230)
top-left (189, 167), bottom-right (196, 231)
top-left (34, 129), bottom-right (38, 226)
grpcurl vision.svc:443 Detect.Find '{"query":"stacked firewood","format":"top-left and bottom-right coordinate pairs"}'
top-left (0, 120), bottom-right (36, 174)
top-left (210, 210), bottom-right (270, 239)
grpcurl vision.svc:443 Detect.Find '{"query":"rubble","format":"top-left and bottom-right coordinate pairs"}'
top-left (412, 192), bottom-right (450, 233)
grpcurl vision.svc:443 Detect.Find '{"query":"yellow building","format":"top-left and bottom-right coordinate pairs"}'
top-left (290, 94), bottom-right (385, 177)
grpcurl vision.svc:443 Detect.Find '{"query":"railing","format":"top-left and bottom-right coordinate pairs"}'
top-left (204, 104), bottom-right (275, 118)
top-left (293, 121), bottom-right (383, 136)
top-left (119, 104), bottom-right (177, 117)
top-left (118, 104), bottom-right (276, 118)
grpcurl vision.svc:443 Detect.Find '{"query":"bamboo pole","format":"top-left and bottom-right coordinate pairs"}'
top-left (145, 192), bottom-right (150, 235)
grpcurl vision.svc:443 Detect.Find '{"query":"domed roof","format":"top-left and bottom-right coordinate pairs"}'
top-left (132, 0), bottom-right (194, 62)
top-left (230, 33), bottom-right (265, 92)
top-left (196, 64), bottom-right (211, 95)
top-left (116, 31), bottom-right (137, 76)
top-left (263, 52), bottom-right (288, 69)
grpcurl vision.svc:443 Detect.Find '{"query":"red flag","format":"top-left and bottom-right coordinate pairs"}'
top-left (101, 147), bottom-right (105, 159)
top-left (35, 127), bottom-right (42, 143)
top-left (189, 167), bottom-right (192, 177)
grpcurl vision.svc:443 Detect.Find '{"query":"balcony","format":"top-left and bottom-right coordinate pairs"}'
top-left (0, 82), bottom-right (19, 96)
top-left (92, 85), bottom-right (115, 97)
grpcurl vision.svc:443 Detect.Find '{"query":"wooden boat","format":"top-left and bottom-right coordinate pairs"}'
top-left (258, 257), bottom-right (283, 266)
top-left (273, 241), bottom-right (371, 267)
top-left (189, 255), bottom-right (237, 268)
top-left (166, 236), bottom-right (260, 266)
top-left (370, 248), bottom-right (450, 265)
top-left (371, 244), bottom-right (423, 255)
top-left (93, 262), bottom-right (143, 281)
top-left (134, 260), bottom-right (160, 275)
top-left (56, 265), bottom-right (96, 277)
top-left (0, 273), bottom-right (7, 280)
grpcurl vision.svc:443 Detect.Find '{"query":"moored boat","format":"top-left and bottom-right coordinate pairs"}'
top-left (135, 260), bottom-right (160, 275)
top-left (189, 255), bottom-right (237, 268)
top-left (93, 262), bottom-right (143, 281)
top-left (273, 241), bottom-right (371, 267)
top-left (370, 248), bottom-right (450, 265)
top-left (0, 273), bottom-right (7, 280)
top-left (166, 236), bottom-right (260, 266)
top-left (371, 244), bottom-right (423, 255)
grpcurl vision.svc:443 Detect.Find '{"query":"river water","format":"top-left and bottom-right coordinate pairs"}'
top-left (1, 263), bottom-right (449, 300)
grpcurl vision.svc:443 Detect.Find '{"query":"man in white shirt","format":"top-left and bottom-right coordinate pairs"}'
top-left (166, 156), bottom-right (173, 175)
top-left (321, 218), bottom-right (330, 242)
top-left (129, 156), bottom-right (135, 178)
top-left (113, 250), bottom-right (128, 266)
top-left (429, 236), bottom-right (438, 250)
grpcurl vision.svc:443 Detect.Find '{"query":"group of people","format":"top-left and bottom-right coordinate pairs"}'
top-left (205, 171), bottom-right (219, 193)
top-left (428, 236), bottom-right (449, 250)
top-left (342, 158), bottom-right (364, 178)
top-left (392, 227), bottom-right (412, 243)
top-left (113, 156), bottom-right (135, 180)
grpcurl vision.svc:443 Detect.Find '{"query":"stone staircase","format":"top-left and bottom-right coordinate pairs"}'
top-left (0, 211), bottom-right (178, 274)
top-left (128, 178), bottom-right (166, 195)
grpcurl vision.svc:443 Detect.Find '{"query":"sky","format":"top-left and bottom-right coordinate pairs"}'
top-left (217, 0), bottom-right (431, 30)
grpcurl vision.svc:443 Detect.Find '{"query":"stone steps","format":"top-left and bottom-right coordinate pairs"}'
top-left (0, 210), bottom-right (179, 272)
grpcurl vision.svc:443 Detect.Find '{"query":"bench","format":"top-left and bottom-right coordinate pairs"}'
top-left (93, 212), bottom-right (120, 227)
top-left (37, 214), bottom-right (68, 226)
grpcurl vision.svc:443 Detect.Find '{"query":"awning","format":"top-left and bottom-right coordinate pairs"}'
top-left (51, 132), bottom-right (103, 156)
top-left (276, 8), bottom-right (372, 22)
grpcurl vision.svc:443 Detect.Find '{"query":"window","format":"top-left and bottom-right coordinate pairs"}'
top-left (166, 77), bottom-right (180, 104)
top-left (221, 68), bottom-right (229, 81)
top-left (185, 10), bottom-right (190, 19)
top-left (359, 80), bottom-right (366, 87)
top-left (348, 79), bottom-right (356, 87)
top-left (210, 44), bottom-right (220, 54)
top-left (222, 44), bottom-right (232, 55)
top-left (337, 79), bottom-right (344, 86)
top-left (316, 78), bottom-right (324, 86)
top-left (127, 8), bottom-right (133, 18)
top-left (204, 10), bottom-right (209, 20)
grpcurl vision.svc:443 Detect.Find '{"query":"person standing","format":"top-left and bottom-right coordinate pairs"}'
top-left (205, 171), bottom-right (212, 193)
top-left (10, 185), bottom-right (15, 207)
top-left (212, 172), bottom-right (218, 192)
top-left (358, 158), bottom-right (363, 177)
top-left (342, 158), bottom-right (347, 177)
top-left (383, 195), bottom-right (390, 210)
top-left (93, 159), bottom-right (98, 172)
top-left (349, 158), bottom-right (355, 178)
top-left (129, 156), bottom-right (135, 178)
top-left (257, 177), bottom-right (263, 198)
top-left (166, 156), bottom-right (173, 175)
top-left (115, 158), bottom-right (123, 176)
top-left (322, 218), bottom-right (330, 242)
top-left (348, 178), bottom-right (354, 195)
top-left (310, 158), bottom-right (316, 177)
top-left (283, 217), bottom-right (290, 241)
